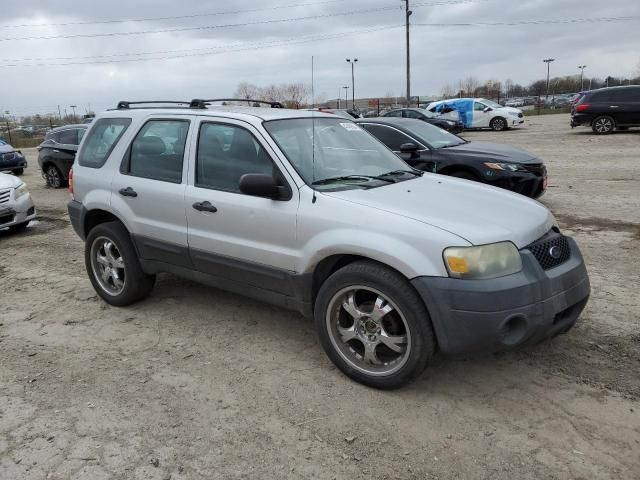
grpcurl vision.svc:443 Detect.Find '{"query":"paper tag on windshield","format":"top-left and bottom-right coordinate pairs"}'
top-left (340, 123), bottom-right (361, 131)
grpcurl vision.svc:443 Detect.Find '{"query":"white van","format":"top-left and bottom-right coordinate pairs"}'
top-left (426, 98), bottom-right (525, 131)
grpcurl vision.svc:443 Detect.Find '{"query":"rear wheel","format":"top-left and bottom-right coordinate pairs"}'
top-left (85, 221), bottom-right (155, 306)
top-left (44, 165), bottom-right (65, 188)
top-left (592, 115), bottom-right (615, 134)
top-left (490, 117), bottom-right (507, 131)
top-left (314, 261), bottom-right (435, 389)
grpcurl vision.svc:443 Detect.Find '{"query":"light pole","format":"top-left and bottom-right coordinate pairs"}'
top-left (578, 65), bottom-right (587, 90)
top-left (543, 58), bottom-right (554, 106)
top-left (346, 58), bottom-right (358, 110)
top-left (70, 105), bottom-right (77, 119)
top-left (402, 0), bottom-right (412, 107)
top-left (342, 86), bottom-right (350, 105)
top-left (337, 88), bottom-right (341, 108)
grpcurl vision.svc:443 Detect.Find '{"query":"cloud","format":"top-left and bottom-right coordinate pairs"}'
top-left (0, 0), bottom-right (638, 115)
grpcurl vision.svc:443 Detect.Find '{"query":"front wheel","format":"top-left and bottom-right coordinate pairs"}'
top-left (13, 168), bottom-right (24, 176)
top-left (314, 261), bottom-right (435, 389)
top-left (592, 115), bottom-right (615, 134)
top-left (490, 117), bottom-right (507, 131)
top-left (85, 221), bottom-right (155, 306)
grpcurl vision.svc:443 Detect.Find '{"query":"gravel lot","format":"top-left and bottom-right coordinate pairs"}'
top-left (1, 113), bottom-right (639, 479)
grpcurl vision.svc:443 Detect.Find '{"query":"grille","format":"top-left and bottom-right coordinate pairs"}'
top-left (526, 232), bottom-right (571, 270)
top-left (0, 189), bottom-right (10, 204)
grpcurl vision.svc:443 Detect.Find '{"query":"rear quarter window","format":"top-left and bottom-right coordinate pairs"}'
top-left (77, 118), bottom-right (132, 168)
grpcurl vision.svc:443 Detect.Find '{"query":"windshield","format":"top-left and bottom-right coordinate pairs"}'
top-left (482, 99), bottom-right (503, 109)
top-left (264, 118), bottom-right (413, 189)
top-left (402, 120), bottom-right (466, 148)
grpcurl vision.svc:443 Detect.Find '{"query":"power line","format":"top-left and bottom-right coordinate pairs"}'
top-left (0, 6), bottom-right (408, 41)
top-left (0, 0), bottom-right (484, 29)
top-left (0, 25), bottom-right (403, 67)
top-left (0, 0), bottom-right (487, 41)
top-left (413, 16), bottom-right (640, 27)
top-left (0, 0), bottom-right (353, 28)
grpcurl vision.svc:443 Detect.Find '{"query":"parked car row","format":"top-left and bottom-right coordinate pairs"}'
top-left (64, 99), bottom-right (590, 389)
top-left (425, 98), bottom-right (525, 131)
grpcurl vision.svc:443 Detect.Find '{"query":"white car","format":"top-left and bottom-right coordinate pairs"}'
top-left (505, 98), bottom-right (525, 108)
top-left (426, 98), bottom-right (525, 131)
top-left (0, 173), bottom-right (36, 232)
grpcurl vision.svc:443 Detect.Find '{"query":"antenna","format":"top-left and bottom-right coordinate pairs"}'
top-left (311, 55), bottom-right (317, 204)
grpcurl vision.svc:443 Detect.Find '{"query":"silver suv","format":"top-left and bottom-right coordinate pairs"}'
top-left (68, 99), bottom-right (590, 389)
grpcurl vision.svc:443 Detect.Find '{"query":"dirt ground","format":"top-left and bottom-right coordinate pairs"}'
top-left (1, 113), bottom-right (639, 479)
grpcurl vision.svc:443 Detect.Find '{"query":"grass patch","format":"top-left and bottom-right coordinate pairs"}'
top-left (524, 107), bottom-right (571, 116)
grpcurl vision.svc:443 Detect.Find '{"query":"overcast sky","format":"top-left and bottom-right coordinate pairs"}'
top-left (0, 0), bottom-right (639, 116)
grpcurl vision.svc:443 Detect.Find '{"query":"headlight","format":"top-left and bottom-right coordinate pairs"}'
top-left (484, 162), bottom-right (522, 172)
top-left (14, 183), bottom-right (29, 199)
top-left (443, 242), bottom-right (522, 279)
top-left (446, 120), bottom-right (456, 125)
top-left (508, 111), bottom-right (520, 117)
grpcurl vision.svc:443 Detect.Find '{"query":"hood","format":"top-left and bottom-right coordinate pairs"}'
top-left (444, 141), bottom-right (539, 164)
top-left (498, 106), bottom-right (523, 116)
top-left (0, 144), bottom-right (16, 154)
top-left (0, 172), bottom-right (23, 189)
top-left (322, 174), bottom-right (554, 248)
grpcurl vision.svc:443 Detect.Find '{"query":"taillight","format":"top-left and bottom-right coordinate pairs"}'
top-left (575, 104), bottom-right (590, 113)
top-left (69, 168), bottom-right (74, 198)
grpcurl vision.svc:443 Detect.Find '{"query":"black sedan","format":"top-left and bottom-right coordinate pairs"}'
top-left (37, 124), bottom-right (87, 188)
top-left (0, 139), bottom-right (27, 176)
top-left (382, 108), bottom-right (464, 133)
top-left (357, 118), bottom-right (547, 198)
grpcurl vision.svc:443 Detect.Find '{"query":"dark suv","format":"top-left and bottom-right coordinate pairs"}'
top-left (571, 86), bottom-right (640, 134)
top-left (37, 124), bottom-right (87, 187)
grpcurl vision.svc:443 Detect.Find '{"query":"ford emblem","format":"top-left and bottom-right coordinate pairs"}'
top-left (549, 246), bottom-right (562, 259)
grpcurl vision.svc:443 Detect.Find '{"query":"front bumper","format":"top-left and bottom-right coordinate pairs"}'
top-left (411, 237), bottom-right (590, 355)
top-left (485, 167), bottom-right (547, 199)
top-left (508, 117), bottom-right (525, 127)
top-left (0, 154), bottom-right (27, 172)
top-left (0, 194), bottom-right (36, 228)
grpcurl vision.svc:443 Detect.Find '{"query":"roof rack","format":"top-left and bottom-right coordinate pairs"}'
top-left (190, 98), bottom-right (284, 109)
top-left (116, 100), bottom-right (191, 109)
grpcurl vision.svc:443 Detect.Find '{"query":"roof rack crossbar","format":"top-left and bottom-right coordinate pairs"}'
top-left (190, 98), bottom-right (284, 109)
top-left (116, 100), bottom-right (191, 109)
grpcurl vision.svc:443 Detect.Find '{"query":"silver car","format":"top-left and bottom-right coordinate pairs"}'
top-left (67, 100), bottom-right (590, 389)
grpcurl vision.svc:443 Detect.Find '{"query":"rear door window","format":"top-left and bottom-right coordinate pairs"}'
top-left (78, 118), bottom-right (132, 168)
top-left (361, 124), bottom-right (414, 151)
top-left (122, 119), bottom-right (190, 184)
top-left (58, 129), bottom-right (79, 145)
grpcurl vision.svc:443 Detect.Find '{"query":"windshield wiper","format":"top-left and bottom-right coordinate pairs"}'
top-left (380, 169), bottom-right (423, 177)
top-left (312, 175), bottom-right (395, 186)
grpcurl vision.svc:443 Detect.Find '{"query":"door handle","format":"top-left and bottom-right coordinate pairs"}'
top-left (192, 201), bottom-right (217, 213)
top-left (118, 187), bottom-right (138, 198)
top-left (53, 149), bottom-right (60, 153)
top-left (609, 105), bottom-right (620, 108)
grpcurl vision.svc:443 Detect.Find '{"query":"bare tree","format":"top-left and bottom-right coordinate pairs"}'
top-left (281, 83), bottom-right (311, 109)
top-left (440, 84), bottom-right (455, 98)
top-left (233, 82), bottom-right (261, 101)
top-left (504, 78), bottom-right (514, 98)
top-left (461, 76), bottom-right (480, 97)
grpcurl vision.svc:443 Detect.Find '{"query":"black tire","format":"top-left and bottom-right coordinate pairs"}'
top-left (490, 117), bottom-right (507, 131)
top-left (85, 221), bottom-right (155, 306)
top-left (314, 261), bottom-right (436, 389)
top-left (13, 168), bottom-right (24, 176)
top-left (592, 115), bottom-right (615, 134)
top-left (449, 170), bottom-right (479, 182)
top-left (8, 222), bottom-right (29, 232)
top-left (44, 165), bottom-right (66, 188)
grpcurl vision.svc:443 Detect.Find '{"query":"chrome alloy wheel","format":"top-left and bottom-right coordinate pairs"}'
top-left (326, 286), bottom-right (411, 376)
top-left (90, 236), bottom-right (126, 296)
top-left (594, 117), bottom-right (613, 133)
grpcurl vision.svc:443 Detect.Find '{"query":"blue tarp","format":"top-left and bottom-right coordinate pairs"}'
top-left (434, 99), bottom-right (475, 129)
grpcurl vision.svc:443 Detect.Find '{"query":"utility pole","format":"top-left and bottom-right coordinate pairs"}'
top-left (402, 0), bottom-right (412, 107)
top-left (337, 88), bottom-right (341, 109)
top-left (543, 58), bottom-right (554, 112)
top-left (346, 58), bottom-right (358, 109)
top-left (343, 86), bottom-right (349, 105)
top-left (578, 65), bottom-right (587, 91)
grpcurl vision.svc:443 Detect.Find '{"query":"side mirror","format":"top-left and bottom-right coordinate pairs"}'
top-left (399, 142), bottom-right (419, 153)
top-left (239, 173), bottom-right (286, 200)
top-left (483, 107), bottom-right (493, 113)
